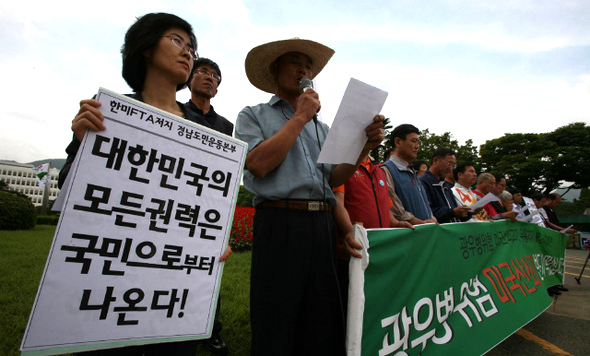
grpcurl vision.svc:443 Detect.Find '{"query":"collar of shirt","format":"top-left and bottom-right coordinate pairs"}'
top-left (361, 156), bottom-right (373, 171)
top-left (422, 169), bottom-right (441, 182)
top-left (389, 155), bottom-right (411, 172)
top-left (188, 100), bottom-right (217, 117)
top-left (454, 182), bottom-right (472, 191)
top-left (269, 95), bottom-right (294, 112)
top-left (268, 96), bottom-right (294, 119)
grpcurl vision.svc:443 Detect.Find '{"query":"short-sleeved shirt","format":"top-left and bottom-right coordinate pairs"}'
top-left (235, 96), bottom-right (335, 207)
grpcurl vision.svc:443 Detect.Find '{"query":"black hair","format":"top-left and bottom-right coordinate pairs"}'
top-left (493, 173), bottom-right (505, 183)
top-left (547, 193), bottom-right (559, 200)
top-left (508, 187), bottom-right (521, 195)
top-left (121, 13), bottom-right (197, 93)
top-left (532, 193), bottom-right (547, 201)
top-left (383, 148), bottom-right (394, 162)
top-left (431, 147), bottom-right (456, 163)
top-left (188, 58), bottom-right (222, 90)
top-left (390, 124), bottom-right (420, 148)
top-left (411, 160), bottom-right (427, 172)
top-left (453, 161), bottom-right (473, 182)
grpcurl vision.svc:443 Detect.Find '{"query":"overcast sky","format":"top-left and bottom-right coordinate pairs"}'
top-left (1, 0), bottom-right (589, 163)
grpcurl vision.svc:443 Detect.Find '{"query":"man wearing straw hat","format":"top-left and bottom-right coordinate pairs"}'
top-left (236, 38), bottom-right (384, 355)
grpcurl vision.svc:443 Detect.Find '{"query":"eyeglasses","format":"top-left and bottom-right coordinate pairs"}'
top-left (441, 159), bottom-right (457, 168)
top-left (194, 69), bottom-right (221, 82)
top-left (166, 35), bottom-right (199, 60)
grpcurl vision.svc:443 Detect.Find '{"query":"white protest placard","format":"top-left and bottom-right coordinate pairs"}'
top-left (317, 78), bottom-right (388, 165)
top-left (21, 88), bottom-right (247, 355)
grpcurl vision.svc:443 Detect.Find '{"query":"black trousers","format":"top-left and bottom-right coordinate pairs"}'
top-left (250, 208), bottom-right (345, 356)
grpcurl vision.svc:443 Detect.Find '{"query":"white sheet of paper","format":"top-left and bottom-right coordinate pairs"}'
top-left (469, 192), bottom-right (497, 213)
top-left (524, 208), bottom-right (541, 222)
top-left (560, 225), bottom-right (574, 234)
top-left (317, 78), bottom-right (388, 164)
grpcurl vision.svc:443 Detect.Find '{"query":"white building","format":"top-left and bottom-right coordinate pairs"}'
top-left (0, 160), bottom-right (60, 206)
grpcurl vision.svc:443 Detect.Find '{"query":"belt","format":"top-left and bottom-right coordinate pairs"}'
top-left (261, 200), bottom-right (332, 212)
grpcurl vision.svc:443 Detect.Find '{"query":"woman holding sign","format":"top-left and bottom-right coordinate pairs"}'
top-left (58, 12), bottom-right (230, 356)
top-left (61, 13), bottom-right (231, 260)
top-left (60, 12), bottom-right (197, 184)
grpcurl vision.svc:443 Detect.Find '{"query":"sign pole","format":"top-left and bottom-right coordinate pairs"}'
top-left (40, 162), bottom-right (51, 216)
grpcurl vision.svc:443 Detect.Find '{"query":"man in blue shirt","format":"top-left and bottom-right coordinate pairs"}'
top-left (235, 38), bottom-right (384, 356)
top-left (381, 124), bottom-right (437, 225)
top-left (419, 148), bottom-right (470, 223)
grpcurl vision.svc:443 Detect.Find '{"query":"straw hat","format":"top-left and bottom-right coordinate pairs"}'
top-left (245, 38), bottom-right (335, 93)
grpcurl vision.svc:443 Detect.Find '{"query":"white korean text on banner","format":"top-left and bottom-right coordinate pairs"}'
top-left (21, 88), bottom-right (247, 355)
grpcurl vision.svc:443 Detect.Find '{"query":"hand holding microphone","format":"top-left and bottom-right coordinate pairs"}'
top-left (299, 77), bottom-right (319, 123)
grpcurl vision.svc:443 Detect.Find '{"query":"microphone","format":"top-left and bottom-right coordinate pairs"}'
top-left (299, 77), bottom-right (313, 92)
top-left (299, 77), bottom-right (317, 123)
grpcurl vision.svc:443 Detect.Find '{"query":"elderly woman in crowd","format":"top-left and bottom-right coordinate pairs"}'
top-left (499, 190), bottom-right (514, 212)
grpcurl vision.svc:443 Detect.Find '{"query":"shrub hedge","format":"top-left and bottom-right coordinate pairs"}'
top-left (0, 191), bottom-right (37, 230)
top-left (36, 216), bottom-right (59, 225)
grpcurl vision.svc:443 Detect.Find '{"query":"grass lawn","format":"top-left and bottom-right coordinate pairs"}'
top-left (0, 226), bottom-right (252, 356)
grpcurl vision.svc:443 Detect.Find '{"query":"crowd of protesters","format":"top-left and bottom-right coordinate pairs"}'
top-left (334, 123), bottom-right (579, 302)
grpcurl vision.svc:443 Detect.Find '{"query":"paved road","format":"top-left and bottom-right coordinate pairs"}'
top-left (486, 248), bottom-right (590, 356)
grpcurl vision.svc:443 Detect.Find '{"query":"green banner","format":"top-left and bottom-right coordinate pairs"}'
top-left (358, 221), bottom-right (567, 356)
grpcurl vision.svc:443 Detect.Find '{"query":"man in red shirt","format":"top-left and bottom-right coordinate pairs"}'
top-left (473, 173), bottom-right (499, 217)
top-left (332, 156), bottom-right (412, 326)
top-left (333, 156), bottom-right (412, 258)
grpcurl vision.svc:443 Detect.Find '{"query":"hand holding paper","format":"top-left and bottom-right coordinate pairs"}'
top-left (317, 78), bottom-right (388, 165)
top-left (469, 192), bottom-right (497, 213)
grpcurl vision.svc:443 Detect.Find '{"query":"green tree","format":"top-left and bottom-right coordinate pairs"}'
top-left (369, 117), bottom-right (393, 162)
top-left (415, 129), bottom-right (480, 169)
top-left (479, 122), bottom-right (590, 196)
top-left (556, 188), bottom-right (590, 215)
top-left (236, 185), bottom-right (255, 207)
top-left (479, 133), bottom-right (553, 196)
top-left (456, 139), bottom-right (480, 166)
top-left (544, 122), bottom-right (590, 195)
top-left (417, 129), bottom-right (459, 163)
